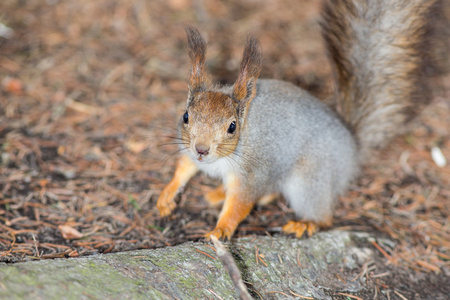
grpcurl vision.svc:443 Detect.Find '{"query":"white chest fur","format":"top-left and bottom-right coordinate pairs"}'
top-left (195, 156), bottom-right (238, 183)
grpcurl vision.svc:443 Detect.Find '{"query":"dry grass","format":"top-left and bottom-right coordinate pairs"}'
top-left (0, 0), bottom-right (448, 278)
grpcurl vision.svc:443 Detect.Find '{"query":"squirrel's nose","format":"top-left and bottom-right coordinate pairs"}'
top-left (196, 144), bottom-right (210, 156)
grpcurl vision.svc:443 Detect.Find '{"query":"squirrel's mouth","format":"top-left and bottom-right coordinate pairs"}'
top-left (193, 152), bottom-right (218, 164)
top-left (196, 155), bottom-right (212, 163)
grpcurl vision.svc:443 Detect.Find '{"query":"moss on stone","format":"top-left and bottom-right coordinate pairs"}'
top-left (0, 231), bottom-right (376, 299)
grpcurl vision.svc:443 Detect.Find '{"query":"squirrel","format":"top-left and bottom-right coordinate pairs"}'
top-left (156, 0), bottom-right (435, 240)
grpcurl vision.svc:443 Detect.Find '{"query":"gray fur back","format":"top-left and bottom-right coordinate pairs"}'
top-left (236, 79), bottom-right (358, 200)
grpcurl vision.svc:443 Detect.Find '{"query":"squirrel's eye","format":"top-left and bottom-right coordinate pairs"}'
top-left (227, 121), bottom-right (236, 134)
top-left (183, 111), bottom-right (189, 124)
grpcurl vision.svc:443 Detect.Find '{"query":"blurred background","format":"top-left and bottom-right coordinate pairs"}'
top-left (0, 0), bottom-right (449, 275)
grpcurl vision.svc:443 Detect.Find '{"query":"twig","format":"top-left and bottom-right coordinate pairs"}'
top-left (336, 273), bottom-right (347, 284)
top-left (393, 290), bottom-right (408, 300)
top-left (289, 290), bottom-right (314, 299)
top-left (204, 244), bottom-right (217, 252)
top-left (370, 271), bottom-right (390, 278)
top-left (371, 240), bottom-right (394, 263)
top-left (210, 236), bottom-right (252, 300)
top-left (415, 260), bottom-right (440, 273)
top-left (206, 288), bottom-right (224, 300)
top-left (31, 234), bottom-right (40, 258)
top-left (194, 248), bottom-right (216, 260)
top-left (337, 292), bottom-right (363, 300)
top-left (267, 291), bottom-right (289, 296)
top-left (256, 250), bottom-right (268, 267)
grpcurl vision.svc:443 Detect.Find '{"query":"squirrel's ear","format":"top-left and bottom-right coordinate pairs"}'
top-left (185, 26), bottom-right (210, 102)
top-left (233, 36), bottom-right (262, 105)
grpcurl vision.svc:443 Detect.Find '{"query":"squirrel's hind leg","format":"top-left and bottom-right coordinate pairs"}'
top-left (280, 167), bottom-right (334, 238)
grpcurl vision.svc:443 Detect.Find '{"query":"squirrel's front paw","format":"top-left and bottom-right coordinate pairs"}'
top-left (205, 227), bottom-right (233, 241)
top-left (156, 185), bottom-right (178, 217)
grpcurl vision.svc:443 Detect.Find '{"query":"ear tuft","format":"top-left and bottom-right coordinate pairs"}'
top-left (185, 26), bottom-right (209, 98)
top-left (233, 36), bottom-right (262, 102)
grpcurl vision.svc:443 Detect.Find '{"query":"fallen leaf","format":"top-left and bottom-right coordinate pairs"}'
top-left (68, 250), bottom-right (79, 257)
top-left (125, 140), bottom-right (147, 154)
top-left (58, 225), bottom-right (83, 240)
top-left (2, 77), bottom-right (23, 94)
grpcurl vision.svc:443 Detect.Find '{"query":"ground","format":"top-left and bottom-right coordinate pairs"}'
top-left (0, 0), bottom-right (449, 294)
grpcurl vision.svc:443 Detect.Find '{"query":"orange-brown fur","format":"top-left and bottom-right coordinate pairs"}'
top-left (156, 155), bottom-right (198, 216)
top-left (205, 185), bottom-right (226, 206)
top-left (181, 30), bottom-right (263, 239)
top-left (204, 174), bottom-right (255, 240)
top-left (181, 91), bottom-right (241, 159)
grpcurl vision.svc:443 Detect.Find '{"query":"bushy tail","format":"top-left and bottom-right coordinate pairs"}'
top-left (321, 0), bottom-right (436, 159)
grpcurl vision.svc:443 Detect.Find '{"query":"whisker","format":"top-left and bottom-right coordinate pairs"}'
top-left (222, 153), bottom-right (252, 183)
top-left (147, 124), bottom-right (179, 133)
top-left (162, 136), bottom-right (183, 140)
top-left (232, 151), bottom-right (263, 172)
top-left (160, 147), bottom-right (188, 166)
top-left (157, 142), bottom-right (186, 147)
top-left (216, 144), bottom-right (263, 172)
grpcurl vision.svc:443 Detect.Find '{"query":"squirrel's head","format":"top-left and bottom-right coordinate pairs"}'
top-left (180, 26), bottom-right (262, 164)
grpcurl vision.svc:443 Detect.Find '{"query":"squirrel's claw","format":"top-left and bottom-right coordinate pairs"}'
top-left (282, 220), bottom-right (319, 238)
top-left (205, 227), bottom-right (232, 241)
